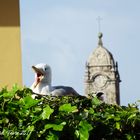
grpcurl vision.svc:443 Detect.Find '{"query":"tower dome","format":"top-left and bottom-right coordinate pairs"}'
top-left (88, 32), bottom-right (115, 67)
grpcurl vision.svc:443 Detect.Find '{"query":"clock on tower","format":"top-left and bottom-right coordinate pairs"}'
top-left (93, 75), bottom-right (108, 89)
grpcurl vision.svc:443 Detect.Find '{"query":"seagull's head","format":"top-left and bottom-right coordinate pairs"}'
top-left (32, 63), bottom-right (52, 86)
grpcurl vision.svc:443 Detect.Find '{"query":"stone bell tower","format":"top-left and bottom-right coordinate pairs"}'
top-left (84, 32), bottom-right (121, 104)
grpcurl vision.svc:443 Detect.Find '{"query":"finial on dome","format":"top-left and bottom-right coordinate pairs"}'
top-left (98, 32), bottom-right (103, 47)
top-left (98, 32), bottom-right (103, 38)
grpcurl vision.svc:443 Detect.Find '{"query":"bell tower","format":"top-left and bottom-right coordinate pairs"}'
top-left (84, 33), bottom-right (121, 104)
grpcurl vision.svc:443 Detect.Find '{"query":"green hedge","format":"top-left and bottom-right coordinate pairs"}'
top-left (0, 85), bottom-right (140, 140)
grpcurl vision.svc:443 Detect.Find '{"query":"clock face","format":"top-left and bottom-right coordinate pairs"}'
top-left (93, 75), bottom-right (108, 88)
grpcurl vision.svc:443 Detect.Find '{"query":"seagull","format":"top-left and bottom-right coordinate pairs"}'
top-left (30, 63), bottom-right (79, 97)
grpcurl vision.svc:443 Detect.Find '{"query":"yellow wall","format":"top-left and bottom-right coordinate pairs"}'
top-left (0, 0), bottom-right (22, 88)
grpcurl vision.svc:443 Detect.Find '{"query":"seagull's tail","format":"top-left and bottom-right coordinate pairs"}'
top-left (69, 87), bottom-right (79, 96)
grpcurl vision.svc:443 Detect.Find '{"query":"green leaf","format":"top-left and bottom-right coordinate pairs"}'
top-left (59, 103), bottom-right (77, 113)
top-left (126, 133), bottom-right (136, 140)
top-left (114, 116), bottom-right (121, 121)
top-left (26, 125), bottom-right (34, 140)
top-left (2, 118), bottom-right (9, 124)
top-left (46, 131), bottom-right (59, 140)
top-left (2, 91), bottom-right (15, 98)
top-left (20, 96), bottom-right (40, 109)
top-left (2, 127), bottom-right (9, 138)
top-left (41, 105), bottom-right (54, 120)
top-left (32, 115), bottom-right (42, 125)
top-left (34, 107), bottom-right (42, 113)
top-left (128, 114), bottom-right (136, 120)
top-left (79, 120), bottom-right (93, 131)
top-left (115, 122), bottom-right (121, 130)
top-left (45, 122), bottom-right (66, 131)
top-left (79, 128), bottom-right (88, 140)
top-left (92, 97), bottom-right (101, 106)
top-left (75, 130), bottom-right (80, 138)
top-left (89, 108), bottom-right (95, 114)
top-left (12, 84), bottom-right (21, 92)
top-left (78, 120), bottom-right (93, 140)
top-left (27, 125), bottom-right (34, 131)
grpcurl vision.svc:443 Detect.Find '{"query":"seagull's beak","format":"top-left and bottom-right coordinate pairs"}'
top-left (32, 66), bottom-right (44, 88)
top-left (32, 66), bottom-right (44, 75)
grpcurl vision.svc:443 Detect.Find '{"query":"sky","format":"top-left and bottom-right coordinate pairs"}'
top-left (19, 0), bottom-right (140, 106)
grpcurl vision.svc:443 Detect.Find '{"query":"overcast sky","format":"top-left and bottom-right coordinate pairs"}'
top-left (20, 0), bottom-right (140, 106)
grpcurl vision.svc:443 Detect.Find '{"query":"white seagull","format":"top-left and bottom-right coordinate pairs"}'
top-left (30, 63), bottom-right (79, 97)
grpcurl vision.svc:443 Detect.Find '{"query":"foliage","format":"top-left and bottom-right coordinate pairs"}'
top-left (0, 85), bottom-right (140, 140)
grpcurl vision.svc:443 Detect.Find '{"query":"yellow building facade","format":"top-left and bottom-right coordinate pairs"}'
top-left (0, 0), bottom-right (22, 88)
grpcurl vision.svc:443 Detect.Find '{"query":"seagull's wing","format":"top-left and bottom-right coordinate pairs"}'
top-left (51, 86), bottom-right (79, 96)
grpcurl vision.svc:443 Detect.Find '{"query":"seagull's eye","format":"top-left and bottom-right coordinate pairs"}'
top-left (45, 68), bottom-right (47, 71)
